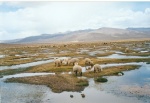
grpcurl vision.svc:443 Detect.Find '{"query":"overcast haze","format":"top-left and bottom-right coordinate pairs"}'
top-left (0, 1), bottom-right (150, 40)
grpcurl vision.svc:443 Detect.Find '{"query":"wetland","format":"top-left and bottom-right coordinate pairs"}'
top-left (0, 40), bottom-right (150, 103)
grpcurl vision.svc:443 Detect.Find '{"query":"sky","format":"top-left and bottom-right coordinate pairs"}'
top-left (0, 1), bottom-right (150, 40)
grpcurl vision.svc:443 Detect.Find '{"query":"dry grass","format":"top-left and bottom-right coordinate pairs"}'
top-left (0, 39), bottom-right (150, 66)
top-left (24, 62), bottom-right (73, 73)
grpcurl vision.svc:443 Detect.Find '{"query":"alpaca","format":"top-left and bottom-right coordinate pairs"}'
top-left (73, 62), bottom-right (82, 76)
top-left (84, 58), bottom-right (94, 67)
top-left (68, 58), bottom-right (79, 65)
top-left (93, 64), bottom-right (102, 73)
top-left (54, 58), bottom-right (62, 67)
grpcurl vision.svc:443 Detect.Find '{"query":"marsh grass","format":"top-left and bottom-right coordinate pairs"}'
top-left (94, 77), bottom-right (108, 82)
top-left (1, 40), bottom-right (150, 92)
top-left (3, 65), bottom-right (140, 93)
top-left (84, 65), bottom-right (140, 78)
top-left (25, 62), bottom-right (73, 73)
top-left (0, 40), bottom-right (150, 66)
top-left (0, 67), bottom-right (32, 76)
top-left (95, 58), bottom-right (150, 64)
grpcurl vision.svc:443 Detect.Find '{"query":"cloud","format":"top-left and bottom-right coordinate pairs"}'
top-left (0, 2), bottom-right (150, 40)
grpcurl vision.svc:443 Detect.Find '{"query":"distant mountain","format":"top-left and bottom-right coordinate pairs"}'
top-left (0, 40), bottom-right (3, 43)
top-left (2, 27), bottom-right (150, 44)
top-left (127, 27), bottom-right (150, 33)
top-left (1, 39), bottom-right (22, 43)
top-left (17, 34), bottom-right (64, 43)
top-left (52, 27), bottom-right (149, 42)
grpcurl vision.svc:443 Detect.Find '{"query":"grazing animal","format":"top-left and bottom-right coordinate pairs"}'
top-left (61, 57), bottom-right (70, 66)
top-left (68, 58), bottom-right (79, 65)
top-left (54, 58), bottom-right (62, 67)
top-left (62, 60), bottom-right (68, 66)
top-left (73, 62), bottom-right (82, 76)
top-left (93, 64), bottom-right (102, 73)
top-left (84, 58), bottom-right (94, 67)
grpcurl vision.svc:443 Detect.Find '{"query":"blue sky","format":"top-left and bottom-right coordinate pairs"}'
top-left (0, 1), bottom-right (150, 40)
top-left (116, 2), bottom-right (150, 11)
top-left (0, 2), bottom-right (21, 12)
top-left (1, 2), bottom-right (150, 13)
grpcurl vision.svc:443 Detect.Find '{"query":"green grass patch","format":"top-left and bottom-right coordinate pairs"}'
top-left (0, 75), bottom-right (3, 78)
top-left (147, 62), bottom-right (150, 64)
top-left (76, 78), bottom-right (89, 86)
top-left (94, 77), bottom-right (108, 82)
top-left (0, 67), bottom-right (32, 77)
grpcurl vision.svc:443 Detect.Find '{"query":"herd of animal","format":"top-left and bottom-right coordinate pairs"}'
top-left (54, 57), bottom-right (103, 76)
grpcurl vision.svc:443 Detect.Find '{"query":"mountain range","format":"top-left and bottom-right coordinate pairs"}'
top-left (1, 27), bottom-right (150, 44)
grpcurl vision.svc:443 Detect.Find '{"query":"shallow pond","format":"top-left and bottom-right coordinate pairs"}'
top-left (1, 73), bottom-right (55, 80)
top-left (101, 63), bottom-right (150, 103)
top-left (100, 62), bottom-right (145, 68)
top-left (88, 50), bottom-right (105, 56)
top-left (0, 59), bottom-right (53, 70)
top-left (98, 54), bottom-right (150, 59)
top-left (0, 55), bottom-right (5, 58)
top-left (1, 63), bottom-right (149, 103)
top-left (140, 50), bottom-right (149, 53)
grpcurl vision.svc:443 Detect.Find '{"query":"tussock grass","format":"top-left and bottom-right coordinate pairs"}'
top-left (5, 74), bottom-right (88, 93)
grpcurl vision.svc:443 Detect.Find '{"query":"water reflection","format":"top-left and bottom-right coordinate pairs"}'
top-left (42, 78), bottom-right (142, 103)
top-left (0, 82), bottom-right (51, 103)
top-left (101, 63), bottom-right (150, 102)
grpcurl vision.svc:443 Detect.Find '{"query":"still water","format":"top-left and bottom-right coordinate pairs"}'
top-left (98, 54), bottom-right (150, 59)
top-left (0, 59), bottom-right (53, 70)
top-left (0, 63), bottom-right (149, 103)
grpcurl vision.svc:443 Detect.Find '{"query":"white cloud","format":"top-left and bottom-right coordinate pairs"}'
top-left (0, 2), bottom-right (150, 40)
